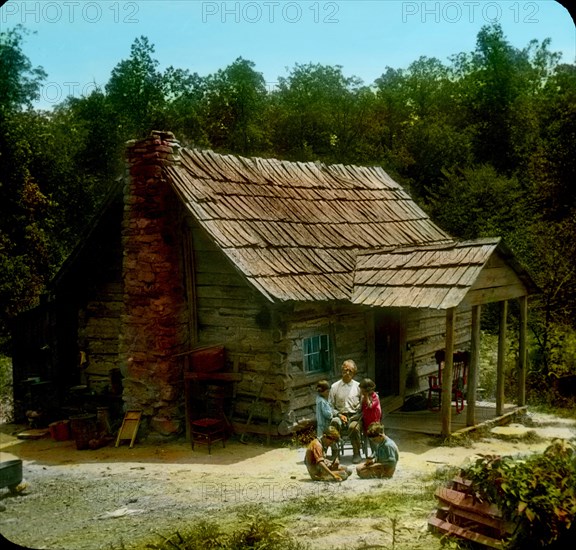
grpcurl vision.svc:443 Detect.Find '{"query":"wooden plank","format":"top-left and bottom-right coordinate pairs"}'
top-left (427, 514), bottom-right (504, 549)
top-left (497, 301), bottom-right (507, 416)
top-left (463, 283), bottom-right (527, 305)
top-left (473, 266), bottom-right (524, 289)
top-left (518, 296), bottom-right (527, 406)
top-left (442, 308), bottom-right (455, 436)
top-left (435, 487), bottom-right (504, 519)
top-left (448, 505), bottom-right (516, 536)
top-left (115, 410), bottom-right (142, 448)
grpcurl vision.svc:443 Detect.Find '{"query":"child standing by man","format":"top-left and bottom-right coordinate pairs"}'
top-left (315, 379), bottom-right (336, 438)
top-left (359, 378), bottom-right (381, 454)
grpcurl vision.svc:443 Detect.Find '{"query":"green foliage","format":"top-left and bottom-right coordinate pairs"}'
top-left (545, 325), bottom-right (576, 380)
top-left (201, 57), bottom-right (269, 155)
top-left (140, 510), bottom-right (308, 550)
top-left (1, 22), bottom-right (576, 384)
top-left (427, 165), bottom-right (527, 241)
top-left (462, 440), bottom-right (576, 548)
top-left (106, 36), bottom-right (167, 139)
top-left (0, 27), bottom-right (50, 340)
top-left (0, 25), bottom-right (46, 111)
top-left (272, 62), bottom-right (369, 162)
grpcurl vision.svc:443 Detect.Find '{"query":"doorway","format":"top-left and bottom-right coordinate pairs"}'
top-left (374, 309), bottom-right (402, 397)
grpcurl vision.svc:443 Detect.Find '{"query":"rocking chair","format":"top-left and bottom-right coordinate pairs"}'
top-left (428, 350), bottom-right (470, 414)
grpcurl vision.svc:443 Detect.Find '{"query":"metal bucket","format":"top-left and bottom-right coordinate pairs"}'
top-left (0, 459), bottom-right (23, 492)
top-left (69, 414), bottom-right (97, 450)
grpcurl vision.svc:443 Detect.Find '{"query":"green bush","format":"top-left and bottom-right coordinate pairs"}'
top-left (462, 440), bottom-right (576, 548)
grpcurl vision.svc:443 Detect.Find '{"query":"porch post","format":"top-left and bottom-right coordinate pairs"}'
top-left (518, 295), bottom-right (528, 406)
top-left (496, 300), bottom-right (508, 416)
top-left (466, 305), bottom-right (481, 427)
top-left (441, 307), bottom-right (455, 437)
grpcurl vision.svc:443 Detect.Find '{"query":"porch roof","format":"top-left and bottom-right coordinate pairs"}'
top-left (352, 239), bottom-right (537, 309)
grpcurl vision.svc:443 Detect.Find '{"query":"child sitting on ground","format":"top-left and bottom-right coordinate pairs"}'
top-left (305, 426), bottom-right (352, 482)
top-left (355, 422), bottom-right (399, 479)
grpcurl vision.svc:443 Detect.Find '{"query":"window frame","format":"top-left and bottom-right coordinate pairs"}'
top-left (302, 333), bottom-right (331, 374)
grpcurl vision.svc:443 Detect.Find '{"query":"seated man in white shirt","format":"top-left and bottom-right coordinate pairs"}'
top-left (329, 359), bottom-right (362, 463)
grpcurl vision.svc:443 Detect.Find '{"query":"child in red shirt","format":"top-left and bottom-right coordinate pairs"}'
top-left (359, 378), bottom-right (381, 454)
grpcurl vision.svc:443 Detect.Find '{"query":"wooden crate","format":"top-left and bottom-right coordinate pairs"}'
top-left (428, 476), bottom-right (517, 549)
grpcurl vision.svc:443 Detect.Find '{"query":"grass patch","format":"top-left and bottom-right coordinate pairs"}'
top-left (280, 485), bottom-right (436, 520)
top-left (134, 506), bottom-right (310, 550)
top-left (439, 433), bottom-right (475, 448)
top-left (529, 403), bottom-right (576, 421)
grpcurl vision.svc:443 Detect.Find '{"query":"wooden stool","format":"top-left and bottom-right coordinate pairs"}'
top-left (190, 417), bottom-right (226, 454)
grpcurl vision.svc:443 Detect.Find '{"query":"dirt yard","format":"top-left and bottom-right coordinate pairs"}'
top-left (1, 410), bottom-right (575, 550)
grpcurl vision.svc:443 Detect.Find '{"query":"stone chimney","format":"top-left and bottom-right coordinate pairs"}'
top-left (120, 131), bottom-right (187, 436)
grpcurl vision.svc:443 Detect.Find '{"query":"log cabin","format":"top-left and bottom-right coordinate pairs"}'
top-left (11, 131), bottom-right (537, 438)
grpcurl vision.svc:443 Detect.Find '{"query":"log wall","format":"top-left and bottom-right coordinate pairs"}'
top-left (189, 220), bottom-right (284, 432)
top-left (77, 280), bottom-right (122, 392)
top-left (189, 222), bottom-right (376, 435)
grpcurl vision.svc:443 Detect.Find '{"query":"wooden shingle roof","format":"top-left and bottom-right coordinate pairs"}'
top-left (352, 238), bottom-right (536, 309)
top-left (166, 148), bottom-right (452, 302)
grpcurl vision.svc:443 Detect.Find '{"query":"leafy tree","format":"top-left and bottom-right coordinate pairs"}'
top-left (374, 57), bottom-right (473, 199)
top-left (162, 66), bottom-right (208, 148)
top-left (0, 25), bottom-right (46, 112)
top-left (427, 164), bottom-right (527, 240)
top-left (0, 27), bottom-right (53, 346)
top-left (532, 63), bottom-right (576, 220)
top-left (105, 36), bottom-right (167, 139)
top-left (271, 63), bottom-right (368, 162)
top-left (451, 24), bottom-right (561, 176)
top-left (201, 57), bottom-right (268, 154)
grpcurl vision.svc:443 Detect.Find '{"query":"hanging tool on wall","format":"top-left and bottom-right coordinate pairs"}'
top-left (239, 372), bottom-right (266, 444)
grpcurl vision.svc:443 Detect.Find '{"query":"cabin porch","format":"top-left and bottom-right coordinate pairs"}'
top-left (385, 402), bottom-right (526, 436)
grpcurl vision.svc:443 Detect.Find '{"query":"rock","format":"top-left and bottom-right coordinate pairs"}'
top-left (150, 416), bottom-right (181, 436)
top-left (490, 423), bottom-right (535, 439)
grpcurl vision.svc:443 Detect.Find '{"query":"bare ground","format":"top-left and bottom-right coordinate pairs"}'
top-left (1, 410), bottom-right (575, 550)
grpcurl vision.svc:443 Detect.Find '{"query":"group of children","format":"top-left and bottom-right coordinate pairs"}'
top-left (305, 363), bottom-right (399, 482)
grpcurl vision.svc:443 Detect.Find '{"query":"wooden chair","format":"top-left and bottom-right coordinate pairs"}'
top-left (428, 350), bottom-right (470, 414)
top-left (182, 345), bottom-right (237, 454)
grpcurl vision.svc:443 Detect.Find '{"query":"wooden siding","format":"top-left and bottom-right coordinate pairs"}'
top-left (463, 252), bottom-right (529, 305)
top-left (189, 217), bottom-right (284, 429)
top-left (278, 303), bottom-right (371, 432)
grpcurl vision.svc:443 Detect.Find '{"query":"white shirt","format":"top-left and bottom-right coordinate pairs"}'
top-left (329, 379), bottom-right (361, 414)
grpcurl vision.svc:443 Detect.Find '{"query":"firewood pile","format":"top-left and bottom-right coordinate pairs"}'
top-left (428, 475), bottom-right (518, 549)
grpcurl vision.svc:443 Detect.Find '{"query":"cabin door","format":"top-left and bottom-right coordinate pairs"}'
top-left (374, 309), bottom-right (402, 397)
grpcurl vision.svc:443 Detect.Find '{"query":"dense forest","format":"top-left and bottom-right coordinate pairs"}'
top-left (1, 23), bottom-right (575, 400)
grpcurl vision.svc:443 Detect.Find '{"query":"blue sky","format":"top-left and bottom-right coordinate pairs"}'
top-left (1, 1), bottom-right (574, 109)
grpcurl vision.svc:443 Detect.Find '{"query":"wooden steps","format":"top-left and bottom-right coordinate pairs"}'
top-left (428, 477), bottom-right (517, 549)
